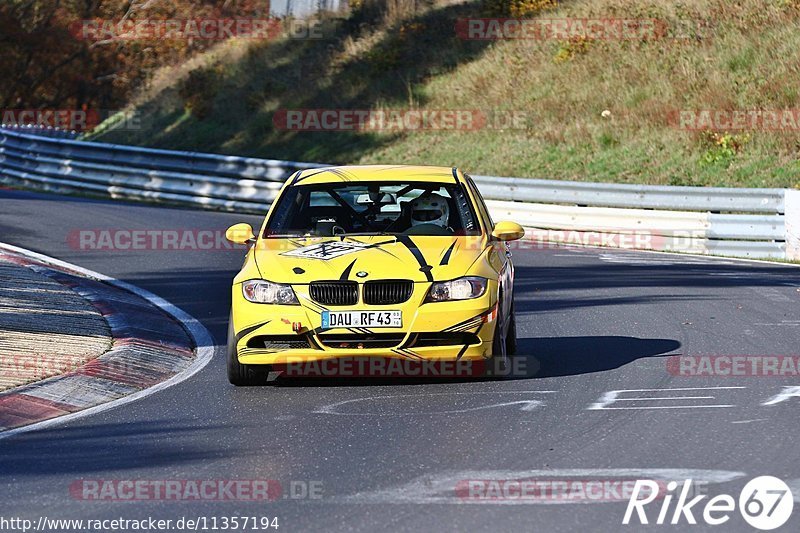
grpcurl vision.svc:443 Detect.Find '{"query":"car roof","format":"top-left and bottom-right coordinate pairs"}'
top-left (289, 165), bottom-right (462, 186)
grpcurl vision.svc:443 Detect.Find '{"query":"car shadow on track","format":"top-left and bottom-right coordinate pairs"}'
top-left (260, 335), bottom-right (680, 387)
top-left (516, 335), bottom-right (680, 378)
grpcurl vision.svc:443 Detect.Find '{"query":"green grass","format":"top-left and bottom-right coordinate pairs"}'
top-left (91, 0), bottom-right (800, 188)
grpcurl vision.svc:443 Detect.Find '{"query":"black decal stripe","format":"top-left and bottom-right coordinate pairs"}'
top-left (444, 307), bottom-right (496, 332)
top-left (396, 235), bottom-right (434, 282)
top-left (459, 315), bottom-right (488, 360)
top-left (302, 299), bottom-right (331, 337)
top-left (443, 321), bottom-right (470, 333)
top-left (455, 343), bottom-right (470, 359)
top-left (447, 319), bottom-right (480, 331)
top-left (316, 167), bottom-right (353, 183)
top-left (293, 167), bottom-right (333, 185)
top-left (391, 349), bottom-right (420, 361)
top-left (343, 237), bottom-right (397, 249)
top-left (395, 343), bottom-right (422, 359)
top-left (340, 259), bottom-right (357, 280)
top-left (450, 320), bottom-right (483, 333)
top-left (447, 322), bottom-right (481, 333)
top-left (307, 335), bottom-right (324, 350)
top-left (456, 317), bottom-right (488, 360)
top-left (365, 240), bottom-right (403, 260)
top-left (300, 296), bottom-right (326, 313)
top-left (398, 333), bottom-right (418, 350)
top-left (365, 240), bottom-right (398, 249)
top-left (339, 168), bottom-right (359, 182)
top-left (325, 168), bottom-right (345, 182)
top-left (439, 241), bottom-right (457, 266)
top-left (235, 320), bottom-right (271, 342)
top-left (333, 327), bottom-right (372, 336)
top-left (443, 313), bottom-right (484, 332)
top-left (397, 347), bottom-right (422, 359)
top-left (341, 237), bottom-right (402, 259)
top-left (371, 247), bottom-right (402, 260)
top-left (451, 167), bottom-right (460, 183)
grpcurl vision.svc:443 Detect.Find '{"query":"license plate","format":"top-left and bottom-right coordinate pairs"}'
top-left (321, 310), bottom-right (402, 329)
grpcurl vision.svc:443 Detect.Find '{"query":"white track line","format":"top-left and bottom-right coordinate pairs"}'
top-left (0, 242), bottom-right (215, 441)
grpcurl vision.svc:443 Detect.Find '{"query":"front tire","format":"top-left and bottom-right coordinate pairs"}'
top-left (490, 302), bottom-right (509, 370)
top-left (506, 300), bottom-right (517, 356)
top-left (491, 321), bottom-right (508, 360)
top-left (227, 317), bottom-right (270, 386)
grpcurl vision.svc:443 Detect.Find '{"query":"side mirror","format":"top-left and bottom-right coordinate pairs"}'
top-left (226, 223), bottom-right (256, 245)
top-left (491, 221), bottom-right (525, 242)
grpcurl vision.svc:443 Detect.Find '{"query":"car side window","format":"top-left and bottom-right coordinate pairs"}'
top-left (465, 175), bottom-right (494, 230)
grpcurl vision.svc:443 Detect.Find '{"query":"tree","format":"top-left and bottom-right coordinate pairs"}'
top-left (0, 0), bottom-right (271, 122)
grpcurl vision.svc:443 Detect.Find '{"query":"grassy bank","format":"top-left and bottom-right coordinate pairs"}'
top-left (93, 0), bottom-right (800, 188)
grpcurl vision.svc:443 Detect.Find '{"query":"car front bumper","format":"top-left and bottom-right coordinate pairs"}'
top-left (231, 281), bottom-right (500, 366)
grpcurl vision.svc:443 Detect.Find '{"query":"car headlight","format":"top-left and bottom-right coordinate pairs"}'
top-left (426, 276), bottom-right (487, 302)
top-left (242, 280), bottom-right (299, 305)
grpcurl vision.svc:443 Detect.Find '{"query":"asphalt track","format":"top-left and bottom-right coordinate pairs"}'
top-left (0, 188), bottom-right (798, 532)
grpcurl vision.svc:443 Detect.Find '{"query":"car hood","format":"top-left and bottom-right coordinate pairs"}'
top-left (253, 235), bottom-right (488, 284)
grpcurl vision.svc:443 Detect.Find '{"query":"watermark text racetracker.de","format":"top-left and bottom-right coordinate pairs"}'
top-left (669, 109), bottom-right (800, 131)
top-left (456, 18), bottom-right (666, 40)
top-left (67, 229), bottom-right (246, 252)
top-left (0, 354), bottom-right (85, 380)
top-left (668, 355), bottom-right (800, 377)
top-left (67, 228), bottom-right (707, 253)
top-left (272, 109), bottom-right (529, 132)
top-left (70, 18), bottom-right (324, 41)
top-left (0, 516), bottom-right (280, 532)
top-left (68, 479), bottom-right (322, 502)
top-left (454, 17), bottom-right (709, 41)
top-left (274, 356), bottom-right (527, 379)
top-left (458, 478), bottom-right (675, 503)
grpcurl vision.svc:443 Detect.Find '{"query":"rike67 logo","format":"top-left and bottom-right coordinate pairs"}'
top-left (623, 476), bottom-right (793, 530)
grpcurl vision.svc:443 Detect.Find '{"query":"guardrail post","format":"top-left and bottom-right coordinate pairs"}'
top-left (786, 189), bottom-right (800, 261)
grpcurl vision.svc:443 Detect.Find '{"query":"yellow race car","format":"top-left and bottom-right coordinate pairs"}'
top-left (224, 165), bottom-right (524, 385)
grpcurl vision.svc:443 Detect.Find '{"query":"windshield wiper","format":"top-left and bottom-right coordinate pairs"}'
top-left (340, 232), bottom-right (398, 237)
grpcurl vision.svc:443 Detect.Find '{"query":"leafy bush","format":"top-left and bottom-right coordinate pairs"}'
top-left (699, 131), bottom-right (751, 167)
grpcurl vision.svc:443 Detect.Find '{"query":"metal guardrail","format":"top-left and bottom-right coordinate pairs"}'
top-left (485, 200), bottom-right (788, 259)
top-left (470, 175), bottom-right (785, 214)
top-left (0, 128), bottom-right (794, 260)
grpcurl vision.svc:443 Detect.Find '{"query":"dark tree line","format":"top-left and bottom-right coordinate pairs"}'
top-left (0, 0), bottom-right (271, 112)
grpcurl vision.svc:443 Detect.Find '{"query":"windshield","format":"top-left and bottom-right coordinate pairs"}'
top-left (263, 181), bottom-right (481, 237)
